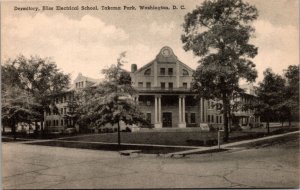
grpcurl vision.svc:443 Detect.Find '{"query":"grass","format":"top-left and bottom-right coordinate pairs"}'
top-left (55, 131), bottom-right (221, 146)
top-left (3, 126), bottom-right (299, 155)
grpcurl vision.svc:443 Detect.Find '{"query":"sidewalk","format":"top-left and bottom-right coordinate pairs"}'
top-left (166, 130), bottom-right (300, 157)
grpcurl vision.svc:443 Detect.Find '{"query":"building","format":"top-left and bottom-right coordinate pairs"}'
top-left (131, 46), bottom-right (260, 129)
top-left (44, 73), bottom-right (101, 133)
top-left (44, 46), bottom-right (260, 133)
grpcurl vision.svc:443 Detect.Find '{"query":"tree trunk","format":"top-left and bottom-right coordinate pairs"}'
top-left (11, 120), bottom-right (16, 140)
top-left (288, 111), bottom-right (292, 127)
top-left (34, 121), bottom-right (38, 137)
top-left (222, 95), bottom-right (230, 142)
top-left (117, 121), bottom-right (121, 147)
top-left (267, 117), bottom-right (270, 134)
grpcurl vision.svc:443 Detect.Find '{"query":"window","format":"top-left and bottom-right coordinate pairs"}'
top-left (61, 120), bottom-right (64, 126)
top-left (216, 116), bottom-right (219, 123)
top-left (161, 82), bottom-right (165, 89)
top-left (191, 113), bottom-right (196, 124)
top-left (220, 116), bottom-right (222, 123)
top-left (211, 115), bottom-right (214, 123)
top-left (144, 69), bottom-right (151, 75)
top-left (146, 113), bottom-right (151, 123)
top-left (138, 82), bottom-right (143, 87)
top-left (160, 68), bottom-right (165, 75)
top-left (183, 83), bottom-right (187, 89)
top-left (146, 82), bottom-right (151, 88)
top-left (207, 115), bottom-right (210, 123)
top-left (61, 108), bottom-right (63, 114)
top-left (64, 108), bottom-right (67, 114)
top-left (185, 113), bottom-right (188, 123)
top-left (168, 83), bottom-right (173, 89)
top-left (168, 68), bottom-right (173, 75)
top-left (183, 69), bottom-right (189, 76)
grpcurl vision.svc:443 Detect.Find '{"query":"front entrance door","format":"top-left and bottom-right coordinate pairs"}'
top-left (162, 112), bottom-right (172, 127)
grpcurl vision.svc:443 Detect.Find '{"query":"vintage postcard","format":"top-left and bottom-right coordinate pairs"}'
top-left (1, 0), bottom-right (299, 189)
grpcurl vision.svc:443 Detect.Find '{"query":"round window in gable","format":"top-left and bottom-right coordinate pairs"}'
top-left (183, 69), bottom-right (189, 76)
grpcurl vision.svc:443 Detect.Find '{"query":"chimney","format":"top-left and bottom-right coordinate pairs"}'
top-left (131, 64), bottom-right (137, 73)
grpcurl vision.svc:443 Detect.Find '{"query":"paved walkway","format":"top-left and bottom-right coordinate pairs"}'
top-left (166, 130), bottom-right (300, 157)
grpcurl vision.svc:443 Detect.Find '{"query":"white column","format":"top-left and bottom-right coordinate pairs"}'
top-left (182, 96), bottom-right (186, 123)
top-left (158, 96), bottom-right (161, 123)
top-left (154, 95), bottom-right (162, 128)
top-left (179, 97), bottom-right (182, 123)
top-left (155, 96), bottom-right (158, 123)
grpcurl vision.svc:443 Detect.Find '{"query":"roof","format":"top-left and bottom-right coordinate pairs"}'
top-left (133, 46), bottom-right (194, 74)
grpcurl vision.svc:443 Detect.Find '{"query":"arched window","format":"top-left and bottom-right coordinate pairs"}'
top-left (144, 69), bottom-right (151, 75)
top-left (182, 69), bottom-right (189, 76)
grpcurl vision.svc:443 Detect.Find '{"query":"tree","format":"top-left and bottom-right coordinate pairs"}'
top-left (78, 52), bottom-right (147, 146)
top-left (181, 0), bottom-right (258, 141)
top-left (2, 86), bottom-right (41, 139)
top-left (256, 68), bottom-right (286, 133)
top-left (282, 65), bottom-right (299, 125)
top-left (2, 55), bottom-right (70, 135)
top-left (269, 65), bottom-right (300, 127)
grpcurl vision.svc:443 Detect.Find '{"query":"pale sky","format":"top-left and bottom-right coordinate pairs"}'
top-left (1, 0), bottom-right (299, 84)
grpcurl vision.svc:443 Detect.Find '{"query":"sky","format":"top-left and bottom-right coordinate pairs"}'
top-left (1, 0), bottom-right (299, 84)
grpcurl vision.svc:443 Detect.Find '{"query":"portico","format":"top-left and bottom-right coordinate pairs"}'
top-left (136, 94), bottom-right (196, 128)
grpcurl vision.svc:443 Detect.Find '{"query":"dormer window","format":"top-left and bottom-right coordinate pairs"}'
top-left (183, 69), bottom-right (189, 76)
top-left (144, 69), bottom-right (151, 75)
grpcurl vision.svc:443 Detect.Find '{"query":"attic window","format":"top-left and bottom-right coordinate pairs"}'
top-left (144, 69), bottom-right (151, 75)
top-left (183, 69), bottom-right (189, 76)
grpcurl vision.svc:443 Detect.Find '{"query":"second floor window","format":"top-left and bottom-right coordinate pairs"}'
top-left (168, 68), bottom-right (173, 75)
top-left (183, 83), bottom-right (187, 89)
top-left (168, 83), bottom-right (173, 89)
top-left (161, 82), bottom-right (165, 89)
top-left (138, 82), bottom-right (143, 87)
top-left (160, 68), bottom-right (165, 75)
top-left (146, 82), bottom-right (151, 88)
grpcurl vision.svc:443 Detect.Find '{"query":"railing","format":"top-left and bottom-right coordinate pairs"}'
top-left (135, 87), bottom-right (191, 92)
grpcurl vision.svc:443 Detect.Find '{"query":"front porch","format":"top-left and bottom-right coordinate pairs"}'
top-left (136, 94), bottom-right (202, 129)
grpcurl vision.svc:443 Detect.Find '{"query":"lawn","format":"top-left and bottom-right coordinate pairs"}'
top-left (59, 131), bottom-right (221, 146)
top-left (55, 126), bottom-right (299, 147)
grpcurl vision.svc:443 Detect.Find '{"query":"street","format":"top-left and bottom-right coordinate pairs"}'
top-left (2, 136), bottom-right (299, 189)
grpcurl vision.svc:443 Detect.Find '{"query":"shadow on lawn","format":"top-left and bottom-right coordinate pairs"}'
top-left (24, 140), bottom-right (195, 154)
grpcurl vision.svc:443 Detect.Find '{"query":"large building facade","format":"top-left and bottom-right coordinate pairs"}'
top-left (131, 46), bottom-right (259, 129)
top-left (44, 46), bottom-right (260, 133)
